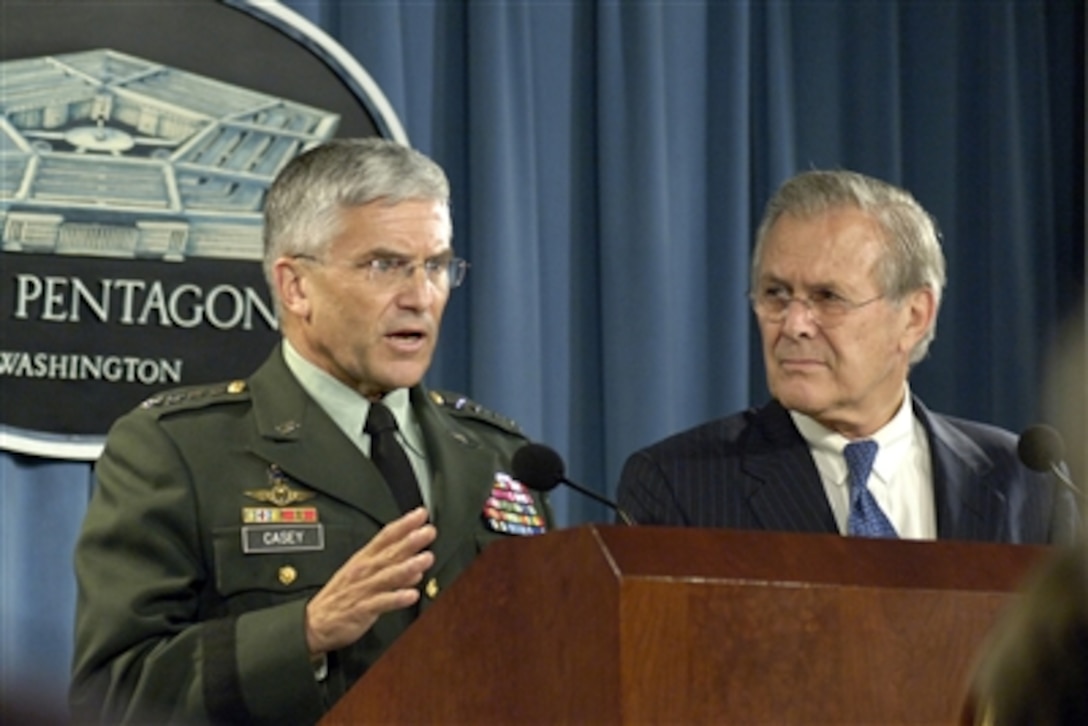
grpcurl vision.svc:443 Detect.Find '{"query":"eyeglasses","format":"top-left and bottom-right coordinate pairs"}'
top-left (293, 254), bottom-right (469, 289)
top-left (749, 286), bottom-right (883, 328)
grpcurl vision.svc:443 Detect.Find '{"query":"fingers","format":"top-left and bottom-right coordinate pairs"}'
top-left (353, 549), bottom-right (433, 610)
top-left (368, 506), bottom-right (431, 548)
top-left (349, 509), bottom-right (436, 584)
top-left (362, 507), bottom-right (436, 564)
top-left (304, 509), bottom-right (438, 655)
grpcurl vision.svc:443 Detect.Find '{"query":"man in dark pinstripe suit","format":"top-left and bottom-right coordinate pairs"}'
top-left (617, 170), bottom-right (1077, 544)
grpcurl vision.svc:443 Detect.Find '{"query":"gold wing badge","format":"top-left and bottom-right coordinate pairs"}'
top-left (244, 465), bottom-right (316, 507)
top-left (240, 465), bottom-right (321, 549)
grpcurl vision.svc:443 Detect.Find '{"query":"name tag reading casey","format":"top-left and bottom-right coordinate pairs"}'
top-left (242, 524), bottom-right (325, 553)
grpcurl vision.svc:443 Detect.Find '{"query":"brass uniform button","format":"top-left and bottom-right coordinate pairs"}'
top-left (227, 380), bottom-right (247, 394)
top-left (425, 578), bottom-right (439, 599)
top-left (278, 565), bottom-right (297, 586)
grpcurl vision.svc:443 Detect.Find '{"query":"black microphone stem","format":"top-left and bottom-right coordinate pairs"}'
top-left (562, 478), bottom-right (636, 525)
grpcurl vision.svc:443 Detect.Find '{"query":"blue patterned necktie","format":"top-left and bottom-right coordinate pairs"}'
top-left (844, 440), bottom-right (898, 538)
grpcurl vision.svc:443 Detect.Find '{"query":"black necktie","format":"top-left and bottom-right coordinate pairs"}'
top-left (364, 401), bottom-right (424, 513)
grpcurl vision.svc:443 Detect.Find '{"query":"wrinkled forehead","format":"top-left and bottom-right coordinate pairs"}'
top-left (326, 198), bottom-right (453, 254)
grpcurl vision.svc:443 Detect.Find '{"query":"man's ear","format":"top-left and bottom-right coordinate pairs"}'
top-left (272, 257), bottom-right (311, 319)
top-left (901, 286), bottom-right (937, 352)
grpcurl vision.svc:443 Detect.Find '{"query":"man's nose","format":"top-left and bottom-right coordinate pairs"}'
top-left (395, 264), bottom-right (437, 306)
top-left (779, 297), bottom-right (818, 335)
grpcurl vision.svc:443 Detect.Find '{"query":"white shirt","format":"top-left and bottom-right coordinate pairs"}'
top-left (281, 341), bottom-right (433, 509)
top-left (790, 386), bottom-right (936, 540)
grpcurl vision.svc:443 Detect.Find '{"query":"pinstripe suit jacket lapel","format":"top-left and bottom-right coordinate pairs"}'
top-left (914, 398), bottom-right (1008, 540)
top-left (741, 401), bottom-right (839, 533)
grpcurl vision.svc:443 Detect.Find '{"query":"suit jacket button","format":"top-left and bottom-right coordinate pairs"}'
top-left (425, 577), bottom-right (439, 599)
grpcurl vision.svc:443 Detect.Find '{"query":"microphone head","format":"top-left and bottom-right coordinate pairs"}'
top-left (1018, 424), bottom-right (1066, 473)
top-left (511, 443), bottom-right (566, 493)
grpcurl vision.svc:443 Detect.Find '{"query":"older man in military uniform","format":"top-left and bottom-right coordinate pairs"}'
top-left (70, 138), bottom-right (551, 725)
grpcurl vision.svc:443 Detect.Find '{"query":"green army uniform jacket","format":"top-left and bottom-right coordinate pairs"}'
top-left (70, 345), bottom-right (551, 725)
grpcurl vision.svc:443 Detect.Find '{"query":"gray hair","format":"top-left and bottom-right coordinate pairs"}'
top-left (262, 137), bottom-right (450, 288)
top-left (751, 169), bottom-right (947, 364)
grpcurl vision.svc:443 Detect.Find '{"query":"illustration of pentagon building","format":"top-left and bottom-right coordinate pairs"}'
top-left (0, 49), bottom-right (339, 262)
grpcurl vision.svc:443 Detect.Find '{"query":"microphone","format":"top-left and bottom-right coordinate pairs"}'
top-left (512, 443), bottom-right (636, 525)
top-left (1018, 424), bottom-right (1082, 498)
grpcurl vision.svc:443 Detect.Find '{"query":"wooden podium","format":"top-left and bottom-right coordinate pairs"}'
top-left (319, 525), bottom-right (1049, 724)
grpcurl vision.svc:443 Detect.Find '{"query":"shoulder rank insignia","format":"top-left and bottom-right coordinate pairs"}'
top-left (245, 465), bottom-right (315, 507)
top-left (430, 390), bottom-right (522, 434)
top-left (141, 380), bottom-right (246, 408)
top-left (482, 472), bottom-right (547, 536)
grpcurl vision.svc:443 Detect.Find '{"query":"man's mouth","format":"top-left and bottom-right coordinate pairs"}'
top-left (388, 330), bottom-right (425, 341)
top-left (778, 355), bottom-right (825, 370)
top-left (385, 327), bottom-right (428, 351)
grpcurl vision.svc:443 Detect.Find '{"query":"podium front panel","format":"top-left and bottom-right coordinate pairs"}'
top-left (320, 526), bottom-right (1049, 725)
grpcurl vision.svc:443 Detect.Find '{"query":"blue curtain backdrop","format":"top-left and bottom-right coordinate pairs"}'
top-left (2, 0), bottom-right (1083, 712)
